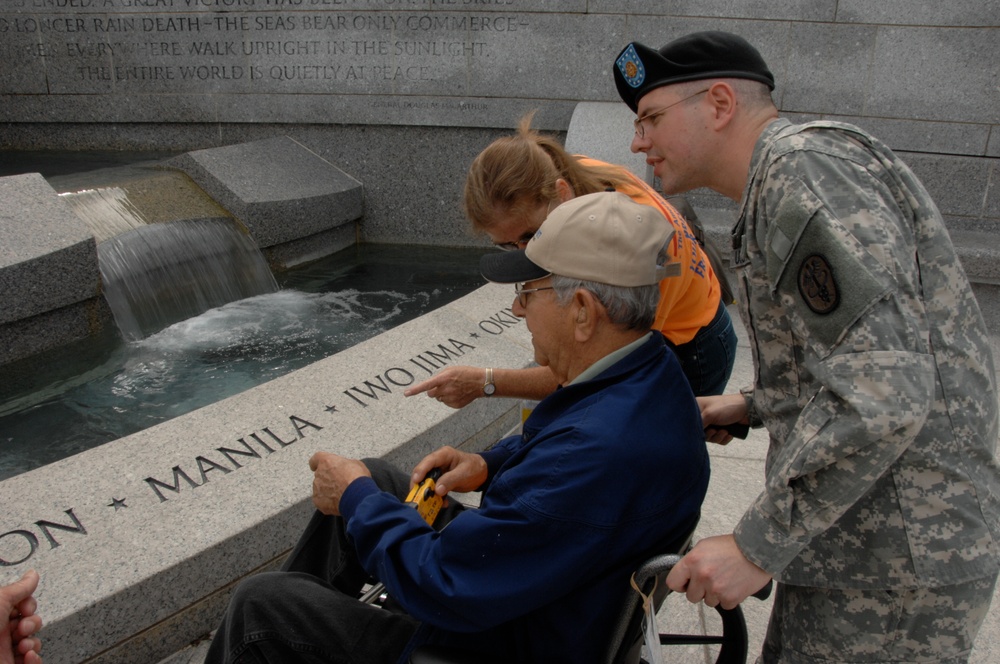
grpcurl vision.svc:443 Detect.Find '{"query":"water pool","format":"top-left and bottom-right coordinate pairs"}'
top-left (0, 243), bottom-right (486, 481)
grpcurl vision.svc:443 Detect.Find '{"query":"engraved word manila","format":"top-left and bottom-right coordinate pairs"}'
top-left (0, 306), bottom-right (522, 568)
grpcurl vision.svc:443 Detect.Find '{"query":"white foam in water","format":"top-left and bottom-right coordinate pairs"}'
top-left (136, 288), bottom-right (412, 364)
top-left (0, 287), bottom-right (430, 480)
top-left (98, 218), bottom-right (279, 341)
top-left (0, 243), bottom-right (484, 481)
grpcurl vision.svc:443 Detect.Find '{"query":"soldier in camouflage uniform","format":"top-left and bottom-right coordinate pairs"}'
top-left (613, 31), bottom-right (1000, 663)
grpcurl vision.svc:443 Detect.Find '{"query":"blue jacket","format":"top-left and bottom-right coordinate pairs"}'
top-left (340, 333), bottom-right (709, 663)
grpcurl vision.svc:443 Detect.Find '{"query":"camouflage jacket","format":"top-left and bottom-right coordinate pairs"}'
top-left (731, 118), bottom-right (1000, 588)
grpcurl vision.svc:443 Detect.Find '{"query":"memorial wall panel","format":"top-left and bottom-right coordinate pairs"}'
top-left (0, 0), bottom-right (626, 127)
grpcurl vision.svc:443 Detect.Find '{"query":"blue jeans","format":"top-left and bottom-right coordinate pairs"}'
top-left (667, 301), bottom-right (737, 396)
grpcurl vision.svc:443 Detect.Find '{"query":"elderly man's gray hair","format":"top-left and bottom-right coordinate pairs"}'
top-left (551, 275), bottom-right (660, 331)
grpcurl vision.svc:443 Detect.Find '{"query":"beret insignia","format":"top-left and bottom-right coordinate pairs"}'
top-left (616, 44), bottom-right (646, 88)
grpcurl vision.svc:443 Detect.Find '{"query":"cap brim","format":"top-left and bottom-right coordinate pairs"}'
top-left (480, 250), bottom-right (550, 284)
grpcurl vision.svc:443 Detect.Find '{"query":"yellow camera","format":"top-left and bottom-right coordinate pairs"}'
top-left (405, 468), bottom-right (443, 525)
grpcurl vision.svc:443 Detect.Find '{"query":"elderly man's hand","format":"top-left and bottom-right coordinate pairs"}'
top-left (410, 446), bottom-right (488, 496)
top-left (309, 452), bottom-right (371, 516)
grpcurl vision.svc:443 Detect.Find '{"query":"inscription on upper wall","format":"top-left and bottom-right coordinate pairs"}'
top-left (0, 0), bottom-right (623, 125)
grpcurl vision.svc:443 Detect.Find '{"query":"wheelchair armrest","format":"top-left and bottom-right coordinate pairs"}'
top-left (631, 553), bottom-right (683, 589)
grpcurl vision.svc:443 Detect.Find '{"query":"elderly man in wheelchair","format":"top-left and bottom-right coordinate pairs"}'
top-left (204, 192), bottom-right (717, 664)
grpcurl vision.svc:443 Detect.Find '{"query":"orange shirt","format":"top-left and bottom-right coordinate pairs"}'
top-left (578, 158), bottom-right (721, 345)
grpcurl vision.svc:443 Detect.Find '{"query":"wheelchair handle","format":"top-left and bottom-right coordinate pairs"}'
top-left (751, 580), bottom-right (773, 601)
top-left (655, 555), bottom-right (773, 602)
top-left (719, 423), bottom-right (750, 439)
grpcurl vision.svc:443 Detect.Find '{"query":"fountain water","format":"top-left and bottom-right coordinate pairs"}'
top-left (0, 151), bottom-right (484, 481)
top-left (59, 186), bottom-right (147, 242)
top-left (0, 242), bottom-right (484, 481)
top-left (96, 218), bottom-right (279, 341)
top-left (59, 178), bottom-right (280, 342)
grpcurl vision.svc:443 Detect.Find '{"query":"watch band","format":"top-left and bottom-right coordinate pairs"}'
top-left (482, 367), bottom-right (496, 396)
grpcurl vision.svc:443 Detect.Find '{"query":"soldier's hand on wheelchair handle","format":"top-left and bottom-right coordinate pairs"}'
top-left (665, 534), bottom-right (773, 610)
top-left (697, 394), bottom-right (751, 444)
top-left (716, 422), bottom-right (750, 439)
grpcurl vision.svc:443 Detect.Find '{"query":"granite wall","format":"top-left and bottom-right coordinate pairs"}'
top-left (0, 1), bottom-right (997, 245)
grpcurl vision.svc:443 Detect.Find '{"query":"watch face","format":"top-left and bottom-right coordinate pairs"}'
top-left (483, 383), bottom-right (496, 396)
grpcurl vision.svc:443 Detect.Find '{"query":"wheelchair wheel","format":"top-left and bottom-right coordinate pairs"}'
top-left (649, 595), bottom-right (749, 664)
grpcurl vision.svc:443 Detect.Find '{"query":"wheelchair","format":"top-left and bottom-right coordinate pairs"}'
top-left (403, 519), bottom-right (772, 664)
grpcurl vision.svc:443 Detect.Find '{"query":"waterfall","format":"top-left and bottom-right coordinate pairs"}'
top-left (62, 186), bottom-right (278, 341)
top-left (97, 219), bottom-right (278, 341)
top-left (60, 187), bottom-right (149, 243)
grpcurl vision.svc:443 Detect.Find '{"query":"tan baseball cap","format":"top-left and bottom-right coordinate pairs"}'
top-left (480, 191), bottom-right (676, 287)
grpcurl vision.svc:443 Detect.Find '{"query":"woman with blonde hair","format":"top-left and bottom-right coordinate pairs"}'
top-left (406, 113), bottom-right (736, 405)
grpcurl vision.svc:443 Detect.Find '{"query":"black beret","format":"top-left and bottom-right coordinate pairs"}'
top-left (614, 31), bottom-right (775, 112)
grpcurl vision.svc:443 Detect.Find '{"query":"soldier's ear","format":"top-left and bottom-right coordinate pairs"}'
top-left (706, 82), bottom-right (737, 129)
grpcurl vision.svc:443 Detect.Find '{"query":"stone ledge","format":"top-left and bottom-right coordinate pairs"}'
top-left (0, 299), bottom-right (114, 377)
top-left (949, 230), bottom-right (1000, 285)
top-left (0, 173), bottom-right (101, 325)
top-left (168, 137), bottom-right (365, 250)
top-left (0, 283), bottom-right (533, 664)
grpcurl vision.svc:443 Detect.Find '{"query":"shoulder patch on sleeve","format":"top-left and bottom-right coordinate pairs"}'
top-left (765, 178), bottom-right (894, 352)
top-left (798, 254), bottom-right (839, 314)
